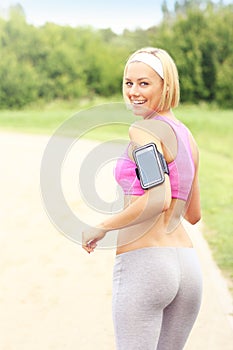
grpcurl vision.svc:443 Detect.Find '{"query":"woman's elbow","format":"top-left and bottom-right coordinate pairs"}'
top-left (162, 198), bottom-right (171, 212)
top-left (162, 195), bottom-right (172, 212)
top-left (147, 186), bottom-right (171, 216)
top-left (162, 178), bottom-right (172, 212)
top-left (185, 212), bottom-right (201, 225)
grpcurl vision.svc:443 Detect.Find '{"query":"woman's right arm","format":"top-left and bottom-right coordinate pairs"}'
top-left (184, 137), bottom-right (201, 225)
top-left (184, 168), bottom-right (201, 224)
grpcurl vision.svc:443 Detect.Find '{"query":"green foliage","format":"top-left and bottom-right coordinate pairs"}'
top-left (216, 57), bottom-right (233, 108)
top-left (147, 1), bottom-right (233, 107)
top-left (0, 47), bottom-right (40, 108)
top-left (0, 1), bottom-right (232, 108)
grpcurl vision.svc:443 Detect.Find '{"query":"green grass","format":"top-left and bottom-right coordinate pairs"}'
top-left (0, 101), bottom-right (232, 288)
top-left (177, 104), bottom-right (233, 288)
top-left (0, 97), bottom-right (124, 135)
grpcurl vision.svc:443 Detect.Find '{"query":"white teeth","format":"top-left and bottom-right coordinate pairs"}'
top-left (133, 100), bottom-right (145, 104)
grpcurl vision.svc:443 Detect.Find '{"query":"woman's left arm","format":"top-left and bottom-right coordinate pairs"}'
top-left (82, 121), bottom-right (171, 253)
top-left (82, 176), bottom-right (171, 253)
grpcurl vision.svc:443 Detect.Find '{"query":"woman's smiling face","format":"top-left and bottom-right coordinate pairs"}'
top-left (123, 61), bottom-right (164, 118)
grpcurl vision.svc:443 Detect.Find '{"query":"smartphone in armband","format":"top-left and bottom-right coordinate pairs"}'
top-left (133, 143), bottom-right (169, 190)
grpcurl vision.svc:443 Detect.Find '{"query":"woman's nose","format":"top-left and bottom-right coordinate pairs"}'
top-left (129, 84), bottom-right (140, 96)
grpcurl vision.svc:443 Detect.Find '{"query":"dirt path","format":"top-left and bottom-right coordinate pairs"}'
top-left (0, 131), bottom-right (232, 349)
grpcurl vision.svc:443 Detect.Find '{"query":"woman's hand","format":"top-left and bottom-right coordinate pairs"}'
top-left (82, 226), bottom-right (107, 254)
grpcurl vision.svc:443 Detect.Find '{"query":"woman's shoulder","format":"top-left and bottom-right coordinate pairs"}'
top-left (129, 118), bottom-right (179, 157)
top-left (129, 118), bottom-right (175, 139)
top-left (129, 119), bottom-right (162, 149)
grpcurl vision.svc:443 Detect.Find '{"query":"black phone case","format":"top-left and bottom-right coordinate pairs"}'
top-left (133, 143), bottom-right (165, 189)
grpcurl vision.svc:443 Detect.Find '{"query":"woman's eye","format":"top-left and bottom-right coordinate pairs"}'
top-left (125, 81), bottom-right (148, 87)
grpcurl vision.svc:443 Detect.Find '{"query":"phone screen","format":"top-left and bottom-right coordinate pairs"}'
top-left (134, 145), bottom-right (164, 188)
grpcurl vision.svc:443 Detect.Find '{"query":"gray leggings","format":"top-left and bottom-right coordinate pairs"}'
top-left (112, 247), bottom-right (202, 350)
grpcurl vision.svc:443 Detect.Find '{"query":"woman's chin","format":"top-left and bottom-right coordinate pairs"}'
top-left (131, 104), bottom-right (149, 116)
top-left (126, 102), bottom-right (153, 118)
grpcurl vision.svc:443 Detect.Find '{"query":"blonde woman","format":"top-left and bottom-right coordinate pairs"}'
top-left (82, 47), bottom-right (202, 350)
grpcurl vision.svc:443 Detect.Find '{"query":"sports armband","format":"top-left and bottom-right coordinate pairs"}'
top-left (133, 142), bottom-right (169, 190)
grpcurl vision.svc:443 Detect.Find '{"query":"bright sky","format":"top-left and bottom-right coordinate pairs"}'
top-left (0, 0), bottom-right (231, 33)
top-left (0, 0), bottom-right (177, 33)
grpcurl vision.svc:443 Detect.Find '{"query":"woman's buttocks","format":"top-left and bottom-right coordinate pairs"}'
top-left (113, 247), bottom-right (182, 308)
top-left (113, 247), bottom-right (201, 306)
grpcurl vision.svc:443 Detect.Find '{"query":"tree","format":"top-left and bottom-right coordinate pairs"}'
top-left (0, 1), bottom-right (232, 108)
top-left (0, 51), bottom-right (39, 108)
top-left (8, 3), bottom-right (26, 22)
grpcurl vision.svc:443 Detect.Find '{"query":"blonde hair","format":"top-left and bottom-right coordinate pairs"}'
top-left (123, 47), bottom-right (180, 112)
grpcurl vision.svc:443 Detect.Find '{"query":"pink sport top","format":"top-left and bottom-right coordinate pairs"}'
top-left (114, 115), bottom-right (195, 201)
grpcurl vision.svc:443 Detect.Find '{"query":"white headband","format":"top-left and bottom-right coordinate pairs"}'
top-left (127, 52), bottom-right (164, 80)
